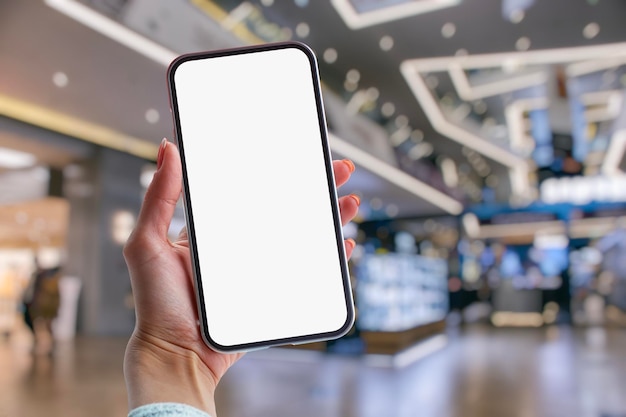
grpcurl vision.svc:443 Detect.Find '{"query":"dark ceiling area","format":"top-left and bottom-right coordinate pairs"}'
top-left (2, 0), bottom-right (626, 220)
top-left (202, 0), bottom-right (626, 208)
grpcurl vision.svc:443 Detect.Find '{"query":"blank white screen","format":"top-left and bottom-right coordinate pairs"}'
top-left (173, 46), bottom-right (349, 348)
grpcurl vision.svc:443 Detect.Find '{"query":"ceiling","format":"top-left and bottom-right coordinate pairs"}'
top-left (1, 0), bottom-right (626, 221)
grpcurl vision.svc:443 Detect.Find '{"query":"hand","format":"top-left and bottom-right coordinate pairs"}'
top-left (122, 139), bottom-right (360, 415)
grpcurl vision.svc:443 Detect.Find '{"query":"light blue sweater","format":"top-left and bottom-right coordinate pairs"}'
top-left (129, 403), bottom-right (211, 417)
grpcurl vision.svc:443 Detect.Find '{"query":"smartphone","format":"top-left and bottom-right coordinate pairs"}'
top-left (167, 42), bottom-right (355, 352)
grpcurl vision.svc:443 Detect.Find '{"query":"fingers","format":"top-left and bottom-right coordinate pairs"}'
top-left (344, 239), bottom-right (356, 260)
top-left (335, 162), bottom-right (359, 261)
top-left (338, 194), bottom-right (360, 226)
top-left (130, 153), bottom-right (357, 253)
top-left (134, 139), bottom-right (182, 241)
top-left (333, 159), bottom-right (355, 188)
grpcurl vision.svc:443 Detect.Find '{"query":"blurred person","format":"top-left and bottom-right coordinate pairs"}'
top-left (22, 257), bottom-right (62, 354)
top-left (123, 139), bottom-right (360, 417)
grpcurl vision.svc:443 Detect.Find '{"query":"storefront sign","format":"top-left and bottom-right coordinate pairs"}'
top-left (541, 175), bottom-right (626, 205)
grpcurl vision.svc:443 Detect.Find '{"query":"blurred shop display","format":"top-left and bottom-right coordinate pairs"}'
top-left (356, 253), bottom-right (448, 332)
top-left (461, 202), bottom-right (626, 328)
top-left (0, 249), bottom-right (64, 337)
top-left (348, 216), bottom-right (456, 353)
top-left (0, 250), bottom-right (31, 336)
top-left (570, 215), bottom-right (626, 327)
top-left (0, 195), bottom-right (80, 347)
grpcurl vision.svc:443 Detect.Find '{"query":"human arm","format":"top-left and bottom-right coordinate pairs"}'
top-left (123, 139), bottom-right (360, 416)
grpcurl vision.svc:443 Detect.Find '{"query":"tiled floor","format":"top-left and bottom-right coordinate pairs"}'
top-left (1, 324), bottom-right (625, 417)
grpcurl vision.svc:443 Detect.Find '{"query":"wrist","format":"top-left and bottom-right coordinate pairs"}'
top-left (124, 332), bottom-right (218, 416)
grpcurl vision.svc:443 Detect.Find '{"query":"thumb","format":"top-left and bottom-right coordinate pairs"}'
top-left (134, 139), bottom-right (182, 241)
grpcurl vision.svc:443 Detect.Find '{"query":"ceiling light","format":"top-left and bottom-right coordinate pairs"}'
top-left (295, 22), bottom-right (310, 38)
top-left (508, 9), bottom-right (525, 23)
top-left (381, 102), bottom-right (395, 117)
top-left (366, 87), bottom-right (380, 101)
top-left (516, 37), bottom-right (531, 51)
top-left (331, 0), bottom-right (461, 30)
top-left (583, 22), bottom-right (600, 39)
top-left (346, 89), bottom-right (369, 114)
top-left (294, 0), bottom-right (309, 7)
top-left (441, 22), bottom-right (456, 38)
top-left (473, 100), bottom-right (487, 114)
top-left (379, 35), bottom-right (394, 51)
top-left (323, 48), bottom-right (338, 63)
top-left (346, 69), bottom-right (360, 83)
top-left (440, 158), bottom-right (459, 187)
top-left (370, 197), bottom-right (383, 210)
top-left (450, 103), bottom-right (471, 121)
top-left (411, 129), bottom-right (424, 142)
top-left (385, 204), bottom-right (399, 217)
top-left (390, 126), bottom-right (411, 146)
top-left (408, 142), bottom-right (434, 160)
top-left (0, 147), bottom-right (36, 169)
top-left (260, 0), bottom-right (274, 6)
top-left (395, 114), bottom-right (409, 128)
top-left (145, 108), bottom-right (160, 124)
top-left (52, 71), bottom-right (69, 88)
top-left (502, 58), bottom-right (523, 73)
top-left (344, 80), bottom-right (358, 92)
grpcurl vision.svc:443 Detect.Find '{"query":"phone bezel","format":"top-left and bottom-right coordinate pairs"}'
top-left (167, 41), bottom-right (355, 352)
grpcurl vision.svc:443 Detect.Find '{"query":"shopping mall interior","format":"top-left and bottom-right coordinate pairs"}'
top-left (1, 1), bottom-right (626, 416)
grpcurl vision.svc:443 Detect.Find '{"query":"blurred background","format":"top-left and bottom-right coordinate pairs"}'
top-left (1, 0), bottom-right (626, 416)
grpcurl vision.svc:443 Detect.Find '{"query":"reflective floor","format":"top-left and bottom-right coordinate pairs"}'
top-left (1, 323), bottom-right (625, 417)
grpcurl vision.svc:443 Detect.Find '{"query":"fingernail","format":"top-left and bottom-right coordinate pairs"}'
top-left (157, 138), bottom-right (167, 169)
top-left (346, 238), bottom-right (356, 251)
top-left (349, 194), bottom-right (361, 206)
top-left (343, 159), bottom-right (355, 173)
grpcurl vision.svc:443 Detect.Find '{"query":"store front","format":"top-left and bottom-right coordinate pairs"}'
top-left (0, 114), bottom-right (156, 342)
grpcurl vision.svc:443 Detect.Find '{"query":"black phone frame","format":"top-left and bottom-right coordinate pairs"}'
top-left (167, 41), bottom-right (355, 353)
